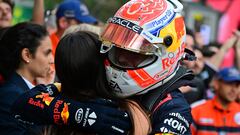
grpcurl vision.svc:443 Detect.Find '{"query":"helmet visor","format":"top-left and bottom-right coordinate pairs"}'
top-left (101, 23), bottom-right (158, 55)
top-left (108, 47), bottom-right (156, 69)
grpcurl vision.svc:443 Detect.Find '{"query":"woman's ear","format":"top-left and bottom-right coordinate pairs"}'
top-left (21, 48), bottom-right (32, 63)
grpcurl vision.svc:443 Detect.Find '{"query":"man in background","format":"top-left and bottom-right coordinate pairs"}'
top-left (50, 0), bottom-right (98, 56)
top-left (0, 0), bottom-right (44, 28)
top-left (191, 67), bottom-right (240, 135)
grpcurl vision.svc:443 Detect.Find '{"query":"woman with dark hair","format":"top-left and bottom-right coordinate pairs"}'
top-left (0, 22), bottom-right (132, 135)
top-left (55, 32), bottom-right (110, 100)
top-left (43, 31), bottom-right (150, 135)
top-left (0, 22), bottom-right (53, 135)
top-left (0, 22), bottom-right (52, 81)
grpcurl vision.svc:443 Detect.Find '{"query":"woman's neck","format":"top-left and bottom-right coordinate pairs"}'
top-left (16, 68), bottom-right (34, 83)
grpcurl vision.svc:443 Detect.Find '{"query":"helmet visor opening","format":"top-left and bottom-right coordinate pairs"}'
top-left (101, 23), bottom-right (158, 55)
top-left (108, 47), bottom-right (157, 69)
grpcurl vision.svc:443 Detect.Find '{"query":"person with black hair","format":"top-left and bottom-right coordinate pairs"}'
top-left (186, 27), bottom-right (198, 50)
top-left (201, 42), bottom-right (221, 58)
top-left (0, 22), bottom-right (53, 135)
top-left (39, 31), bottom-right (150, 135)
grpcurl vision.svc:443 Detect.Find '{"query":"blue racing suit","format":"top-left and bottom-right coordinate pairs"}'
top-left (138, 66), bottom-right (194, 135)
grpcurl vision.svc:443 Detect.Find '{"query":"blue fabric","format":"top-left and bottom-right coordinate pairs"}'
top-left (217, 67), bottom-right (240, 82)
top-left (56, 0), bottom-right (97, 23)
top-left (0, 73), bottom-right (42, 135)
top-left (11, 84), bottom-right (132, 135)
top-left (151, 90), bottom-right (193, 135)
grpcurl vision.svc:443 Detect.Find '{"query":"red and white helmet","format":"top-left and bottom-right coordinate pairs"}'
top-left (100, 0), bottom-right (186, 97)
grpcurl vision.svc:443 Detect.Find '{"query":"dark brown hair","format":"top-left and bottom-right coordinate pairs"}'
top-left (0, 0), bottom-right (15, 12)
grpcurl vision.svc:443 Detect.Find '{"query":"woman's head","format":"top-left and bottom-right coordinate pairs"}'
top-left (55, 31), bottom-right (109, 100)
top-left (0, 22), bottom-right (53, 81)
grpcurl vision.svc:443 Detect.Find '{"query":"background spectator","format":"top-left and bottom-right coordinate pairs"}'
top-left (50, 0), bottom-right (98, 56)
top-left (0, 0), bottom-right (14, 28)
top-left (0, 0), bottom-right (44, 28)
top-left (191, 67), bottom-right (240, 135)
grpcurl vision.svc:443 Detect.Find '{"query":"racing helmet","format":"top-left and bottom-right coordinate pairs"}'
top-left (100, 0), bottom-right (186, 97)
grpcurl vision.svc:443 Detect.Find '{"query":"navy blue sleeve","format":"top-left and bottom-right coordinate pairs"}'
top-left (11, 84), bottom-right (132, 135)
top-left (11, 84), bottom-right (61, 125)
top-left (151, 89), bottom-right (192, 135)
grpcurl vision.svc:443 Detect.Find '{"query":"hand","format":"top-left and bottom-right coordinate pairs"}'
top-left (221, 33), bottom-right (238, 51)
top-left (77, 99), bottom-right (132, 135)
top-left (234, 30), bottom-right (240, 37)
top-left (179, 86), bottom-right (192, 93)
top-left (35, 66), bottom-right (55, 85)
top-left (234, 30), bottom-right (240, 50)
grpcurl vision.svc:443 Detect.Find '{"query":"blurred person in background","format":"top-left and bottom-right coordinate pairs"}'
top-left (44, 9), bottom-right (57, 35)
top-left (185, 27), bottom-right (197, 51)
top-left (0, 0), bottom-right (13, 28)
top-left (180, 48), bottom-right (206, 104)
top-left (50, 0), bottom-right (99, 56)
top-left (182, 29), bottom-right (240, 101)
top-left (0, 0), bottom-right (44, 28)
top-left (191, 67), bottom-right (240, 135)
top-left (201, 42), bottom-right (221, 62)
top-left (199, 42), bottom-right (221, 99)
top-left (181, 28), bottom-right (207, 103)
top-left (201, 31), bottom-right (240, 99)
top-left (39, 0), bottom-right (100, 85)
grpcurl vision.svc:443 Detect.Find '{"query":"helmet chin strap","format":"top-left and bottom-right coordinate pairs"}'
top-left (183, 48), bottom-right (197, 61)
